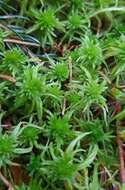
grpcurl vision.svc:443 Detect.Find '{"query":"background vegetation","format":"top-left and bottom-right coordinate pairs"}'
top-left (1, 0), bottom-right (125, 189)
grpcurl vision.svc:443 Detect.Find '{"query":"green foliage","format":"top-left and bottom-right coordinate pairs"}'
top-left (69, 0), bottom-right (85, 10)
top-left (49, 61), bottom-right (69, 82)
top-left (28, 8), bottom-right (63, 46)
top-left (21, 66), bottom-right (45, 98)
top-left (89, 164), bottom-right (101, 190)
top-left (0, 134), bottom-right (16, 166)
top-left (83, 79), bottom-right (107, 111)
top-left (77, 35), bottom-right (103, 70)
top-left (48, 152), bottom-right (77, 181)
top-left (0, 82), bottom-right (9, 103)
top-left (40, 134), bottom-right (98, 189)
top-left (78, 119), bottom-right (112, 144)
top-left (0, 126), bottom-right (32, 166)
top-left (2, 48), bottom-right (27, 75)
top-left (28, 155), bottom-right (41, 175)
top-left (44, 113), bottom-right (74, 145)
top-left (111, 37), bottom-right (125, 77)
top-left (0, 0), bottom-right (125, 189)
top-left (15, 179), bottom-right (42, 190)
top-left (0, 29), bottom-right (9, 51)
top-left (15, 66), bottom-right (45, 120)
top-left (62, 11), bottom-right (89, 43)
top-left (20, 124), bottom-right (41, 146)
top-left (94, 0), bottom-right (114, 8)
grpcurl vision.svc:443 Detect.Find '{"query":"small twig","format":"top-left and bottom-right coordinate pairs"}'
top-left (115, 103), bottom-right (125, 185)
top-left (23, 47), bottom-right (44, 65)
top-left (0, 124), bottom-right (11, 128)
top-left (0, 74), bottom-right (16, 83)
top-left (111, 103), bottom-right (121, 117)
top-left (96, 19), bottom-right (102, 38)
top-left (68, 56), bottom-right (72, 82)
top-left (100, 165), bottom-right (107, 184)
top-left (99, 71), bottom-right (112, 85)
top-left (0, 23), bottom-right (10, 32)
top-left (100, 165), bottom-right (119, 189)
top-left (61, 57), bottom-right (72, 116)
top-left (0, 15), bottom-right (28, 20)
top-left (116, 134), bottom-right (125, 184)
top-left (90, 7), bottom-right (125, 18)
top-left (0, 171), bottom-right (14, 190)
top-left (62, 98), bottom-right (66, 116)
top-left (68, 44), bottom-right (79, 51)
top-left (4, 38), bottom-right (40, 47)
top-left (53, 42), bottom-right (64, 56)
top-left (10, 162), bottom-right (21, 167)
